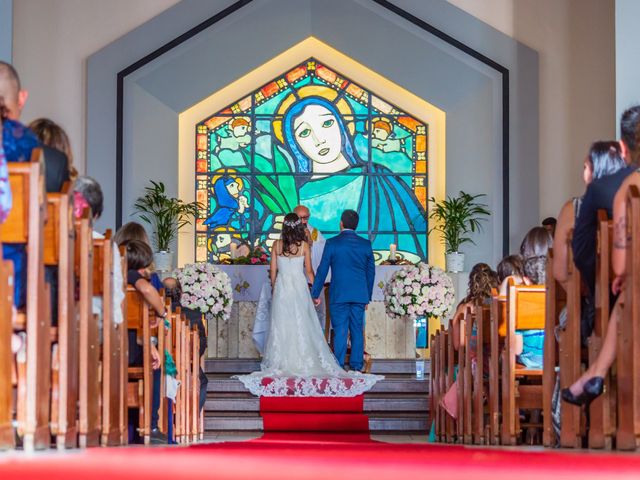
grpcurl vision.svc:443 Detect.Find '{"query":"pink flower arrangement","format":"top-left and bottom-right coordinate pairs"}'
top-left (173, 263), bottom-right (233, 321)
top-left (384, 263), bottom-right (454, 320)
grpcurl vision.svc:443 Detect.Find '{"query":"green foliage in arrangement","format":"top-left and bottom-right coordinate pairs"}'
top-left (428, 191), bottom-right (491, 254)
top-left (134, 181), bottom-right (201, 252)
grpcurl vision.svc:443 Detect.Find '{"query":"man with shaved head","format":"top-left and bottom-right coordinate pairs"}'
top-left (294, 204), bottom-right (330, 327)
top-left (1, 61), bottom-right (70, 311)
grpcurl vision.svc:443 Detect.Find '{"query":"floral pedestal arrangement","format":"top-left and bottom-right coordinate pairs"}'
top-left (384, 263), bottom-right (455, 372)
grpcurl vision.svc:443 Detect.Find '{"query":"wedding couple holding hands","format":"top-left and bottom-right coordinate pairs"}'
top-left (238, 207), bottom-right (383, 397)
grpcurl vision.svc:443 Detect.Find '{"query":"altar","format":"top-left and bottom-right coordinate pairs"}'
top-left (206, 265), bottom-right (468, 360)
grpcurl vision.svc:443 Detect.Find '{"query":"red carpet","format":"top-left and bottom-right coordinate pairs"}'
top-left (3, 437), bottom-right (640, 479)
top-left (259, 395), bottom-right (369, 434)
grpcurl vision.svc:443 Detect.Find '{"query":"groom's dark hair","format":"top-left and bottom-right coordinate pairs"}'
top-left (341, 210), bottom-right (359, 230)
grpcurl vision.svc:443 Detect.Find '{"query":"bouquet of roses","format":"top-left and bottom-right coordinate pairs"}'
top-left (173, 263), bottom-right (233, 321)
top-left (384, 263), bottom-right (454, 320)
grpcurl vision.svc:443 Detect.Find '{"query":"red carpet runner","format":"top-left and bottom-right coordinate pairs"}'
top-left (258, 395), bottom-right (369, 438)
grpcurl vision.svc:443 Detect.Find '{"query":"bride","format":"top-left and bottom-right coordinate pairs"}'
top-left (236, 213), bottom-right (382, 396)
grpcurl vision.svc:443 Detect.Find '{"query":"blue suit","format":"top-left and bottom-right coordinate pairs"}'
top-left (311, 230), bottom-right (375, 370)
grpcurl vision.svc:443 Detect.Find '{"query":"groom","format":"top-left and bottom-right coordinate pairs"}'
top-left (311, 210), bottom-right (375, 372)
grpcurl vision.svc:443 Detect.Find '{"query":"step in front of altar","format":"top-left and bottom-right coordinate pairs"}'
top-left (204, 359), bottom-right (430, 434)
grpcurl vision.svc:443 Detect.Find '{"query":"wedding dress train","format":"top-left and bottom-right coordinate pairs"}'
top-left (236, 255), bottom-right (382, 397)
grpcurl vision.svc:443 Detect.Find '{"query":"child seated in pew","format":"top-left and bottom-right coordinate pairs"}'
top-left (114, 222), bottom-right (163, 290)
top-left (497, 255), bottom-right (531, 296)
top-left (163, 277), bottom-right (209, 413)
top-left (124, 239), bottom-right (167, 444)
top-left (441, 263), bottom-right (499, 418)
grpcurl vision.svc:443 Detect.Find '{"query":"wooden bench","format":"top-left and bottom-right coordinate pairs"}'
top-left (0, 247), bottom-right (14, 449)
top-left (93, 231), bottom-right (123, 446)
top-left (542, 249), bottom-right (566, 447)
top-left (118, 246), bottom-right (128, 445)
top-left (44, 184), bottom-right (78, 449)
top-left (588, 211), bottom-right (616, 449)
top-left (75, 209), bottom-right (100, 447)
top-left (489, 290), bottom-right (506, 445)
top-left (558, 234), bottom-right (582, 448)
top-left (502, 283), bottom-right (545, 445)
top-left (617, 184), bottom-right (640, 450)
top-left (126, 287), bottom-right (157, 445)
top-left (2, 154), bottom-right (51, 451)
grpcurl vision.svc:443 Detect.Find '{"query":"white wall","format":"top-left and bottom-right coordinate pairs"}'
top-left (616, 0), bottom-right (640, 133)
top-left (449, 0), bottom-right (616, 222)
top-left (11, 0), bottom-right (615, 225)
top-left (11, 0), bottom-right (180, 173)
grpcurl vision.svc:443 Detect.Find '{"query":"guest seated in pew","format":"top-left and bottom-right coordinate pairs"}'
top-left (563, 105), bottom-right (640, 405)
top-left (73, 176), bottom-right (125, 332)
top-left (0, 65), bottom-right (39, 309)
top-left (542, 217), bottom-right (557, 237)
top-left (572, 110), bottom-right (639, 299)
top-left (114, 221), bottom-right (163, 290)
top-left (163, 277), bottom-right (209, 413)
top-left (1, 62), bottom-right (73, 310)
top-left (497, 255), bottom-right (531, 296)
top-left (514, 227), bottom-right (553, 369)
top-left (29, 118), bottom-right (77, 182)
top-left (441, 263), bottom-right (499, 418)
top-left (553, 141), bottom-right (627, 344)
top-left (520, 227), bottom-right (553, 285)
top-left (125, 239), bottom-right (167, 444)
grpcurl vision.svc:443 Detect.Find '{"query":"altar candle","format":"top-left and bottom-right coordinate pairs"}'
top-left (389, 244), bottom-right (397, 259)
top-left (230, 243), bottom-right (238, 259)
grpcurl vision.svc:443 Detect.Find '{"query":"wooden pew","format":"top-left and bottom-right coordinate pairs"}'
top-left (456, 310), bottom-right (467, 443)
top-left (75, 210), bottom-right (101, 447)
top-left (44, 184), bottom-right (78, 449)
top-left (588, 211), bottom-right (615, 449)
top-left (502, 283), bottom-right (545, 445)
top-left (0, 250), bottom-right (14, 449)
top-left (542, 249), bottom-right (566, 447)
top-left (118, 246), bottom-right (128, 445)
top-left (199, 315), bottom-right (207, 441)
top-left (190, 324), bottom-right (200, 443)
top-left (445, 325), bottom-right (456, 442)
top-left (473, 304), bottom-right (490, 445)
top-left (93, 231), bottom-right (122, 446)
top-left (558, 235), bottom-right (582, 448)
top-left (2, 154), bottom-right (51, 451)
top-left (490, 290), bottom-right (506, 445)
top-left (126, 287), bottom-right (160, 445)
top-left (617, 184), bottom-right (640, 450)
top-left (430, 331), bottom-right (440, 441)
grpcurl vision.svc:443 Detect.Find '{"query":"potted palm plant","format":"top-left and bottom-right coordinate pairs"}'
top-left (428, 191), bottom-right (491, 272)
top-left (134, 181), bottom-right (201, 271)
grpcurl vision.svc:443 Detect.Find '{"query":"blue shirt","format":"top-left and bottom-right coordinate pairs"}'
top-left (2, 119), bottom-right (40, 307)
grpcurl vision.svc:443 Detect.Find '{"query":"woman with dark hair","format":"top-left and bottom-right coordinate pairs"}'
top-left (29, 117), bottom-right (77, 179)
top-left (441, 263), bottom-right (499, 418)
top-left (520, 227), bottom-right (553, 285)
top-left (497, 255), bottom-right (531, 296)
top-left (237, 212), bottom-right (382, 396)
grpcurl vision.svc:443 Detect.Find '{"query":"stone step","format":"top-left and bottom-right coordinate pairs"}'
top-left (204, 415), bottom-right (429, 433)
top-left (205, 396), bottom-right (428, 413)
top-left (207, 378), bottom-right (430, 394)
top-left (205, 358), bottom-right (430, 376)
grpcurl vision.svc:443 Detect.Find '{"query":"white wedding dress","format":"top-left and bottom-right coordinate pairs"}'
top-left (236, 255), bottom-right (382, 397)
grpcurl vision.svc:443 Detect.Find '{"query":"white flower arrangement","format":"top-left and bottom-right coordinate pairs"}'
top-left (384, 263), bottom-right (455, 320)
top-left (173, 263), bottom-right (233, 321)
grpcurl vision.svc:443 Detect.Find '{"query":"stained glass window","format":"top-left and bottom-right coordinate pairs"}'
top-left (195, 59), bottom-right (428, 264)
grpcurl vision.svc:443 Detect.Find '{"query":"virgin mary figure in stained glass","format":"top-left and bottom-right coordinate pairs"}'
top-left (273, 86), bottom-right (427, 258)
